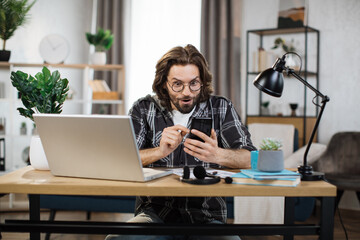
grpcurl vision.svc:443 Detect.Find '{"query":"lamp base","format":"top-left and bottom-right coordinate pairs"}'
top-left (298, 165), bottom-right (324, 181)
top-left (301, 171), bottom-right (325, 181)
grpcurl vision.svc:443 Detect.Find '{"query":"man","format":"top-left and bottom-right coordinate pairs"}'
top-left (107, 44), bottom-right (255, 240)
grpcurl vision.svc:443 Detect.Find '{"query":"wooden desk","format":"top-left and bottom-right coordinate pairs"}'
top-left (0, 166), bottom-right (337, 240)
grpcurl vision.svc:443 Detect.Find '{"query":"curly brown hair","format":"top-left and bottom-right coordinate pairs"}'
top-left (152, 44), bottom-right (213, 112)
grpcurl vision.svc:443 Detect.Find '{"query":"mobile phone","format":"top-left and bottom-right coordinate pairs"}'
top-left (188, 117), bottom-right (212, 142)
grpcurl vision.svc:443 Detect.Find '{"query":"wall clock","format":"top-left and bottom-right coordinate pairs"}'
top-left (39, 34), bottom-right (70, 64)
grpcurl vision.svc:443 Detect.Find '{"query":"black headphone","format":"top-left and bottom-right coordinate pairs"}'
top-left (181, 166), bottom-right (221, 185)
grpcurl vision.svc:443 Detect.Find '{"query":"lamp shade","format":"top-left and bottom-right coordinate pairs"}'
top-left (253, 68), bottom-right (284, 97)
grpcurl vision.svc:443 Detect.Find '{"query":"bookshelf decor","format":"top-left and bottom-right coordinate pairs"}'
top-left (253, 52), bottom-right (330, 181)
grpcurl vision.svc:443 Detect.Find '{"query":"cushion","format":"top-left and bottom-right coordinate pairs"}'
top-left (285, 143), bottom-right (327, 168)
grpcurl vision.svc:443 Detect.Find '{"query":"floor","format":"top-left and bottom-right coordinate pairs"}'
top-left (0, 194), bottom-right (359, 240)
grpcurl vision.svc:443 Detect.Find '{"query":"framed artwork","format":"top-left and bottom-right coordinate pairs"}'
top-left (278, 0), bottom-right (307, 28)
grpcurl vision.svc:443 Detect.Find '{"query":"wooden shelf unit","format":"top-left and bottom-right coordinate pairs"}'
top-left (0, 62), bottom-right (125, 172)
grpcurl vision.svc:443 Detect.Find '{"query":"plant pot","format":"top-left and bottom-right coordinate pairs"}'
top-left (257, 150), bottom-right (284, 172)
top-left (29, 135), bottom-right (49, 170)
top-left (0, 50), bottom-right (11, 62)
top-left (90, 52), bottom-right (106, 65)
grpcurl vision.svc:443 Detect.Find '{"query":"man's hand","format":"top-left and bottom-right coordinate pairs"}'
top-left (159, 125), bottom-right (189, 158)
top-left (184, 128), bottom-right (219, 164)
top-left (140, 125), bottom-right (189, 166)
top-left (184, 129), bottom-right (251, 168)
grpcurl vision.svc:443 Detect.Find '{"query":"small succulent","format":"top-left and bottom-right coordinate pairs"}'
top-left (259, 137), bottom-right (283, 151)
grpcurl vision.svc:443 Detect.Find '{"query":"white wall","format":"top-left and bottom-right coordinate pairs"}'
top-left (7, 0), bottom-right (92, 64)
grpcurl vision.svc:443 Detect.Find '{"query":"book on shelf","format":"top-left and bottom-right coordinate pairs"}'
top-left (88, 80), bottom-right (111, 92)
top-left (88, 80), bottom-right (118, 100)
top-left (240, 169), bottom-right (301, 180)
top-left (231, 172), bottom-right (300, 187)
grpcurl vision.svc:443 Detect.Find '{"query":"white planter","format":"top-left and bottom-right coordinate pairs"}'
top-left (90, 52), bottom-right (107, 65)
top-left (257, 150), bottom-right (284, 172)
top-left (29, 135), bottom-right (49, 170)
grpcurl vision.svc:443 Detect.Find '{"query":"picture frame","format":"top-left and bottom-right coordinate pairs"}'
top-left (277, 0), bottom-right (307, 28)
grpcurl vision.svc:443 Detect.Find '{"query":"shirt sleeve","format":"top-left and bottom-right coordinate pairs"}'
top-left (218, 99), bottom-right (256, 152)
top-left (128, 101), bottom-right (149, 150)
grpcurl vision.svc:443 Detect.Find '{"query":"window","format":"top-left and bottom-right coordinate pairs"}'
top-left (125, 0), bottom-right (201, 111)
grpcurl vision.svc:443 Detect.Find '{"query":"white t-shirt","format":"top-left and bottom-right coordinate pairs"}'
top-left (172, 108), bottom-right (195, 128)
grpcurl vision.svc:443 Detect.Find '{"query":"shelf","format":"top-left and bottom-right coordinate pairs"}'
top-left (91, 99), bottom-right (124, 104)
top-left (0, 62), bottom-right (124, 71)
top-left (247, 71), bottom-right (318, 77)
top-left (248, 26), bottom-right (319, 36)
top-left (247, 115), bottom-right (317, 119)
top-left (245, 26), bottom-right (320, 147)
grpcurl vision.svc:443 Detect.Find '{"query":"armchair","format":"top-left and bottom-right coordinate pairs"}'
top-left (312, 132), bottom-right (360, 208)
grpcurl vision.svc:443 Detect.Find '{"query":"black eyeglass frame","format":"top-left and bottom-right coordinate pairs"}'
top-left (167, 80), bottom-right (203, 93)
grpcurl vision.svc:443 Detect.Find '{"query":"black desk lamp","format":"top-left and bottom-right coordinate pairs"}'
top-left (253, 52), bottom-right (330, 181)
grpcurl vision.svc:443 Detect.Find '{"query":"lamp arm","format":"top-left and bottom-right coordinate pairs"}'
top-left (285, 68), bottom-right (330, 173)
top-left (301, 99), bottom-right (327, 169)
top-left (286, 68), bottom-right (327, 100)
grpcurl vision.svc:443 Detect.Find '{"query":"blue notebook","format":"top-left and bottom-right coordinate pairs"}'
top-left (240, 169), bottom-right (301, 180)
top-left (231, 172), bottom-right (300, 187)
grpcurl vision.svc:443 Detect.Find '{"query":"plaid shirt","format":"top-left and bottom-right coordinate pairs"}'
top-left (129, 95), bottom-right (255, 223)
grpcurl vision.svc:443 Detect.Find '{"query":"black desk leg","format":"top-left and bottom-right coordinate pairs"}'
top-left (284, 197), bottom-right (295, 240)
top-left (319, 197), bottom-right (335, 240)
top-left (29, 194), bottom-right (40, 240)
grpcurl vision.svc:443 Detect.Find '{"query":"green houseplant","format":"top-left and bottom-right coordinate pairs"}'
top-left (10, 66), bottom-right (69, 121)
top-left (0, 0), bottom-right (36, 61)
top-left (258, 138), bottom-right (284, 172)
top-left (10, 66), bottom-right (69, 170)
top-left (85, 28), bottom-right (114, 65)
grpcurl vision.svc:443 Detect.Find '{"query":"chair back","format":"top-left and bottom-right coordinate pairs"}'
top-left (314, 132), bottom-right (360, 175)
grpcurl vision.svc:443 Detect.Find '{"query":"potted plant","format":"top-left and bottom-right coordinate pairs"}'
top-left (10, 66), bottom-right (69, 170)
top-left (0, 0), bottom-right (36, 61)
top-left (85, 27), bottom-right (114, 65)
top-left (257, 137), bottom-right (284, 172)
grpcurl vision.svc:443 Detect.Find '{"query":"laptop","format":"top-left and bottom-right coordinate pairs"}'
top-left (33, 114), bottom-right (172, 182)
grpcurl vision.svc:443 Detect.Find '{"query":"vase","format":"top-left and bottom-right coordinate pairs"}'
top-left (29, 135), bottom-right (49, 170)
top-left (90, 52), bottom-right (106, 65)
top-left (257, 150), bottom-right (284, 172)
top-left (286, 54), bottom-right (300, 71)
top-left (289, 103), bottom-right (298, 117)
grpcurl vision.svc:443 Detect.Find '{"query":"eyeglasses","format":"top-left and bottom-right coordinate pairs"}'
top-left (167, 80), bottom-right (203, 92)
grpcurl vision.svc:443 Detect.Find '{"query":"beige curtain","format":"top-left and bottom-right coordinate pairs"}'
top-left (201, 0), bottom-right (242, 114)
top-left (93, 0), bottom-right (125, 114)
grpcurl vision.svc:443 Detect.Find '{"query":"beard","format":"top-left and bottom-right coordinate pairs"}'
top-left (169, 94), bottom-right (201, 114)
